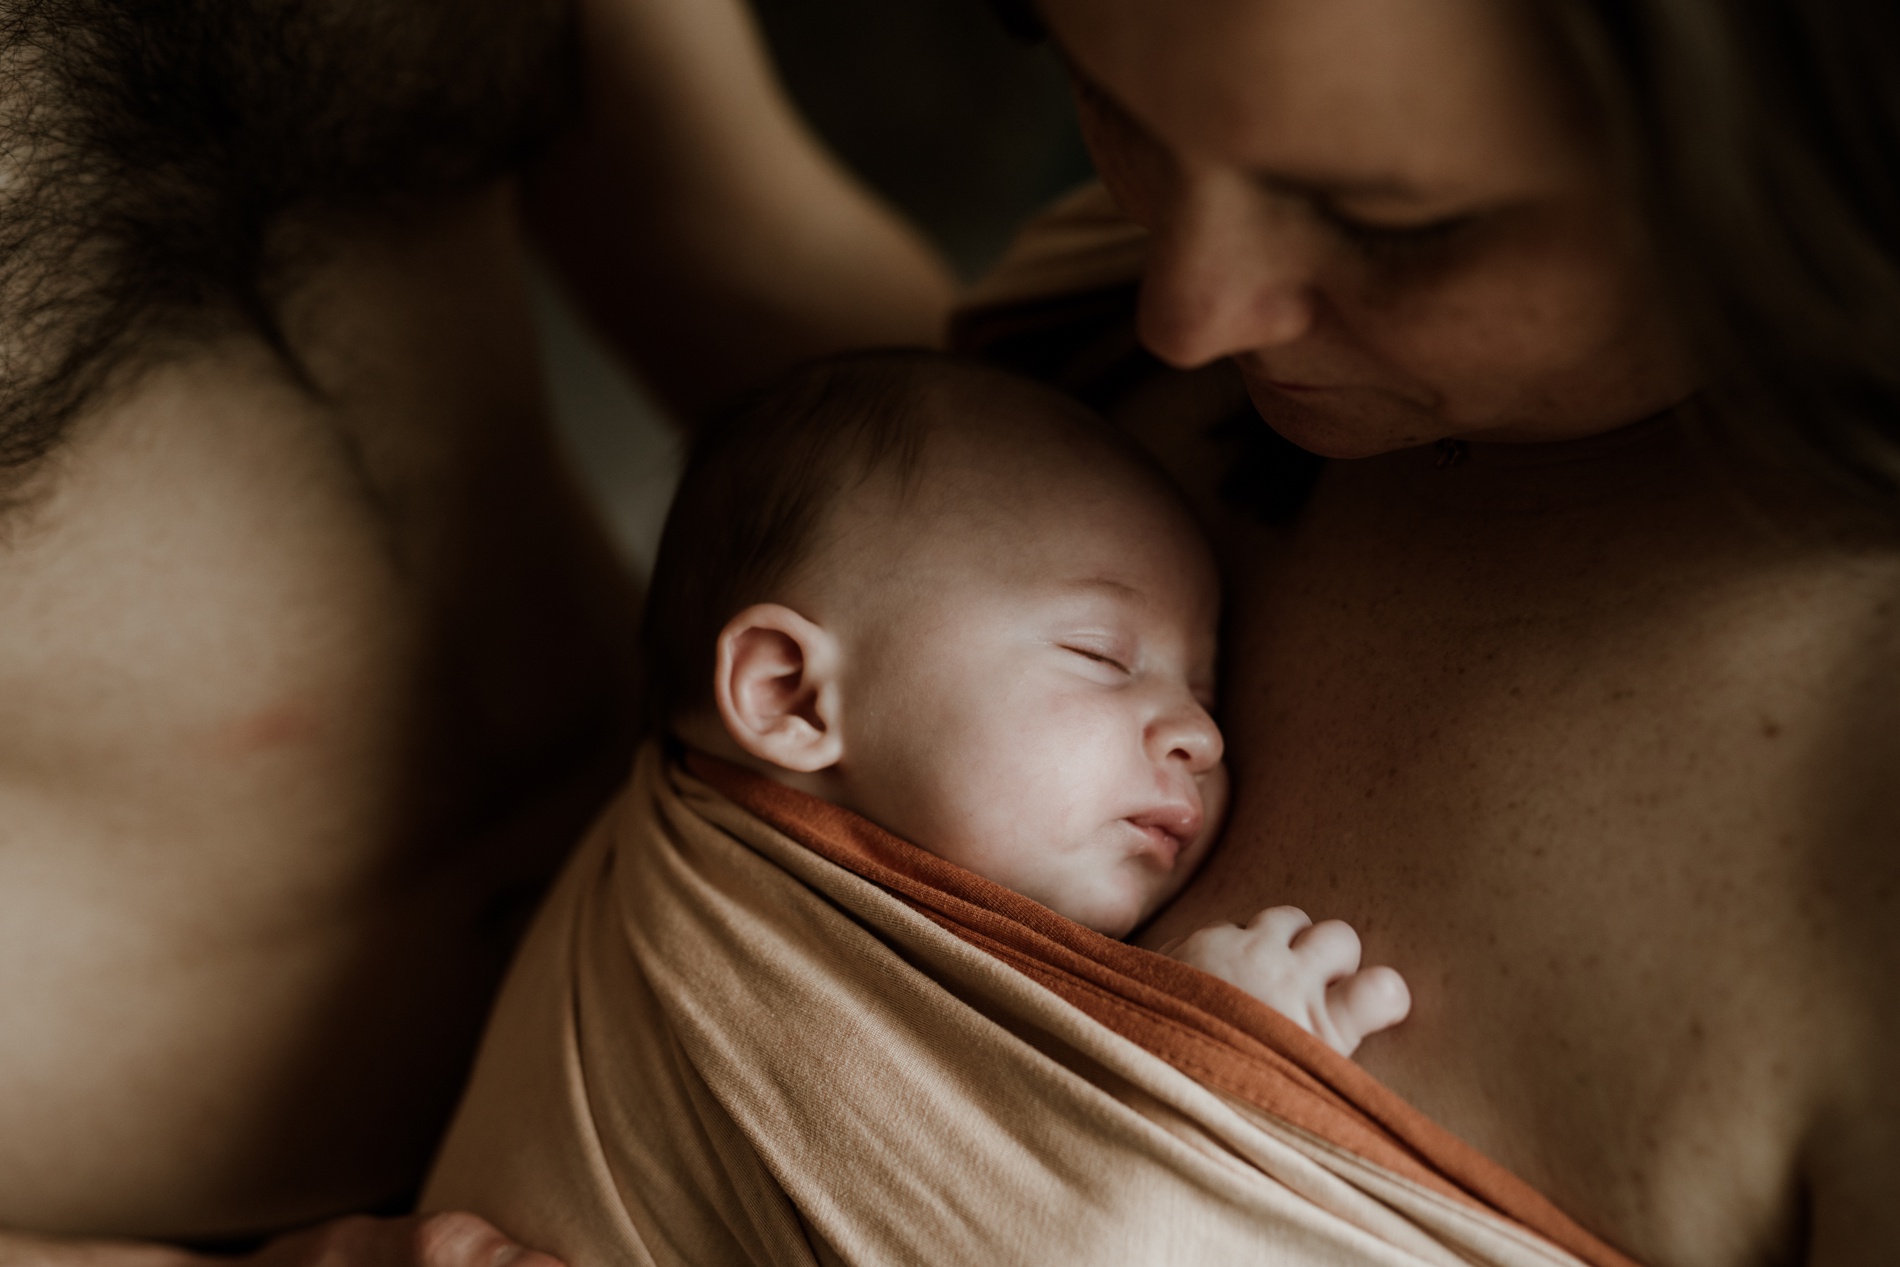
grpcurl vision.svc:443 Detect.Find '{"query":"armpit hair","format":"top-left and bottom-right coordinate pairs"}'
top-left (0, 0), bottom-right (576, 480)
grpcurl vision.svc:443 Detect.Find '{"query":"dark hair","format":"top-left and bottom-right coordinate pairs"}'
top-left (641, 349), bottom-right (984, 727)
top-left (0, 0), bottom-right (575, 490)
top-left (1530, 0), bottom-right (1900, 502)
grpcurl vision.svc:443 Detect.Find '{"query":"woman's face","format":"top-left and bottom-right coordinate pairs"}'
top-left (1039, 0), bottom-right (1699, 457)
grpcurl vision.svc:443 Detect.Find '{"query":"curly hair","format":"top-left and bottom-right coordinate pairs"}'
top-left (0, 0), bottom-right (575, 486)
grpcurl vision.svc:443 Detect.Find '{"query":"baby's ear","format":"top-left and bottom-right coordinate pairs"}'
top-left (713, 603), bottom-right (845, 773)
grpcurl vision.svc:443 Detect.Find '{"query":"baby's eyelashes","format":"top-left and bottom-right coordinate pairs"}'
top-left (1059, 643), bottom-right (1132, 675)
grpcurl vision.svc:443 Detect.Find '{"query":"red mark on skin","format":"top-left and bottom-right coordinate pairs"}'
top-left (215, 702), bottom-right (321, 758)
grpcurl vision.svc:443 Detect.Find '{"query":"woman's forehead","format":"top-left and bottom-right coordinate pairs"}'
top-left (1042, 0), bottom-right (1584, 199)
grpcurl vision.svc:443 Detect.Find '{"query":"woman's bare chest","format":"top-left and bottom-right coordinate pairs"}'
top-left (1149, 453), bottom-right (1900, 1266)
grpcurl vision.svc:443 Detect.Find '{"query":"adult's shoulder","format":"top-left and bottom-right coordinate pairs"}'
top-left (1744, 518), bottom-right (1900, 1260)
top-left (1800, 595), bottom-right (1900, 1263)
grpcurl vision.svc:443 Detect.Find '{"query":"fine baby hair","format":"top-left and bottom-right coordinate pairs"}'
top-left (640, 348), bottom-right (1128, 728)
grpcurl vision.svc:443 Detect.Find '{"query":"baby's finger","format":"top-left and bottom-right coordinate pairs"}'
top-left (1288, 918), bottom-right (1363, 979)
top-left (1323, 966), bottom-right (1413, 1056)
top-left (1246, 905), bottom-right (1313, 947)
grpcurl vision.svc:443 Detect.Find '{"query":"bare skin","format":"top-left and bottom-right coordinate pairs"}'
top-left (9, 0), bottom-right (1893, 1264)
top-left (1033, 0), bottom-right (1900, 1264)
top-left (0, 190), bottom-right (639, 1244)
top-left (675, 387), bottom-right (1408, 1051)
top-left (0, 0), bottom-right (950, 1258)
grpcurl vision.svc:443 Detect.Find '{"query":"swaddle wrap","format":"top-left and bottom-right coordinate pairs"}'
top-left (424, 744), bottom-right (1637, 1267)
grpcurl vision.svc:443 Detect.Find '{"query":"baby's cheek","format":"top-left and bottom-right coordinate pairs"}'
top-left (920, 762), bottom-right (1064, 880)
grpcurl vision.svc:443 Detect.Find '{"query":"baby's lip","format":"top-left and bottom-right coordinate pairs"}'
top-left (1126, 802), bottom-right (1203, 866)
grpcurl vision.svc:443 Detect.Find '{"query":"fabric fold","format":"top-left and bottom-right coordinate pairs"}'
top-left (425, 745), bottom-right (1638, 1267)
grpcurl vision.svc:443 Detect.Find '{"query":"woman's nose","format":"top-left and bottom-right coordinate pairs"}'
top-left (1136, 173), bottom-right (1318, 369)
top-left (1148, 700), bottom-right (1225, 774)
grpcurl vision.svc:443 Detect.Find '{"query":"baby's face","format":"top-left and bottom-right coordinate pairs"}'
top-left (816, 420), bottom-right (1226, 937)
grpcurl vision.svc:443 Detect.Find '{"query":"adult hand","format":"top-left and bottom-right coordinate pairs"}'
top-left (0, 1214), bottom-right (563, 1267)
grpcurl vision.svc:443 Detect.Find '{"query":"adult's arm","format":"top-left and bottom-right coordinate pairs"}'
top-left (531, 0), bottom-right (958, 418)
top-left (0, 1214), bottom-right (558, 1267)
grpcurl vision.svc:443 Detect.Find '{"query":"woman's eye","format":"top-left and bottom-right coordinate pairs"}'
top-left (1319, 205), bottom-right (1478, 258)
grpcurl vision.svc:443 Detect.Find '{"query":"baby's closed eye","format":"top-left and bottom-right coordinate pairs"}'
top-left (1059, 642), bottom-right (1132, 676)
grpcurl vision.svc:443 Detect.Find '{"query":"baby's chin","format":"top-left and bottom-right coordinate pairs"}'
top-left (1008, 842), bottom-right (1192, 938)
top-left (1062, 881), bottom-right (1174, 940)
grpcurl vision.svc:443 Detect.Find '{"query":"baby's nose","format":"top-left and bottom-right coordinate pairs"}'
top-left (1148, 700), bottom-right (1225, 773)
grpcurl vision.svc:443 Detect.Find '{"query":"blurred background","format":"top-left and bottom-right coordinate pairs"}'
top-left (539, 0), bottom-right (1093, 574)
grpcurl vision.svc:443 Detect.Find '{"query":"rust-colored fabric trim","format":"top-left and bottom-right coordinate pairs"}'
top-left (689, 753), bottom-right (1640, 1267)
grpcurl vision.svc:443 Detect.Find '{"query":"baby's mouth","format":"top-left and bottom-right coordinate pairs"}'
top-left (1125, 804), bottom-right (1201, 867)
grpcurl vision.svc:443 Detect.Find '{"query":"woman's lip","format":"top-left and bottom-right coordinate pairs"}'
top-left (1234, 357), bottom-right (1332, 393)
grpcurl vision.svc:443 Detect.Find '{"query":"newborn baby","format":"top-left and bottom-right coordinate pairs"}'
top-left (649, 350), bottom-right (1410, 1057)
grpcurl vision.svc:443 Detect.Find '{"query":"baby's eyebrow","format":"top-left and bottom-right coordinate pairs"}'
top-left (1061, 576), bottom-right (1145, 601)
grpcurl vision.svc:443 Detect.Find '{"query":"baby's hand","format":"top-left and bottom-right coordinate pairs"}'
top-left (1169, 907), bottom-right (1411, 1057)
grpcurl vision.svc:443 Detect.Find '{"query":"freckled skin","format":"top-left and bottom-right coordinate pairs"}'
top-left (1039, 1), bottom-right (1900, 1264)
top-left (1135, 369), bottom-right (1900, 1267)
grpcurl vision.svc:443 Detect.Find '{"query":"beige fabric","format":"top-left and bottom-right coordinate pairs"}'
top-left (423, 748), bottom-right (1605, 1267)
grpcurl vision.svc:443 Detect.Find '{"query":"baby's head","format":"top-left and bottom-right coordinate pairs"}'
top-left (648, 351), bottom-right (1226, 937)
